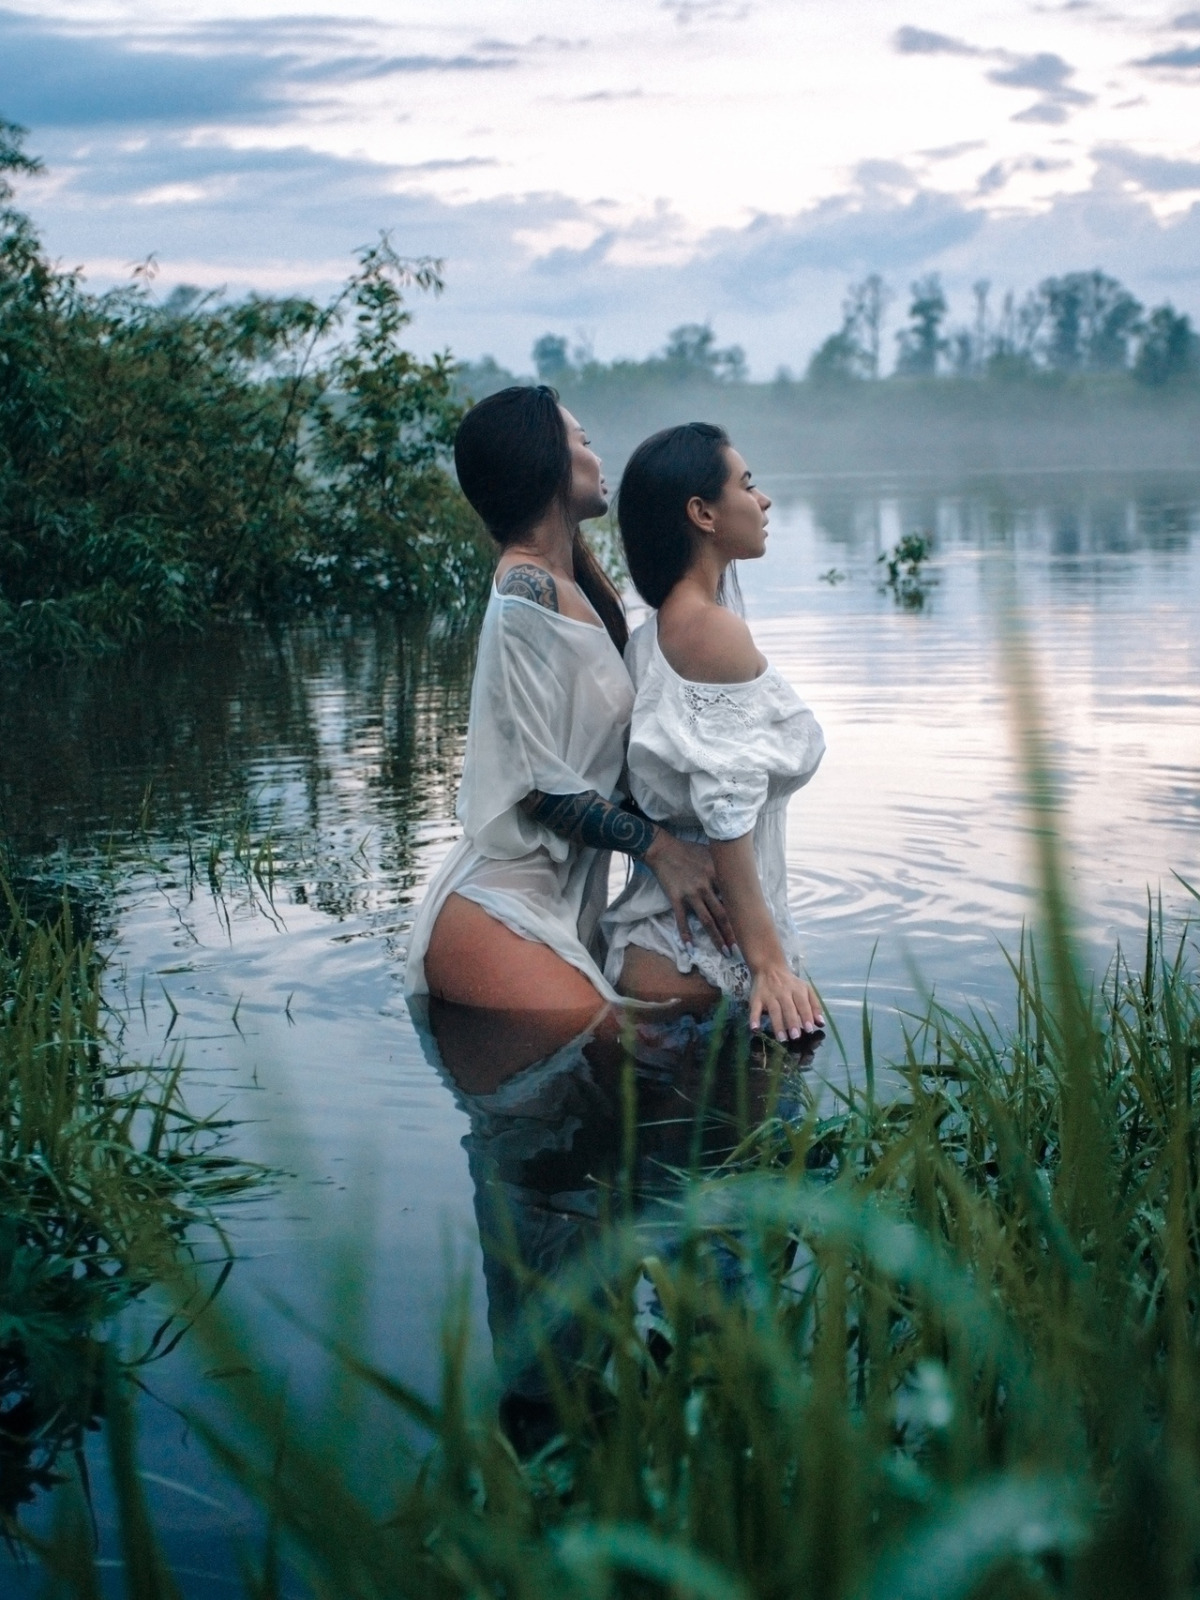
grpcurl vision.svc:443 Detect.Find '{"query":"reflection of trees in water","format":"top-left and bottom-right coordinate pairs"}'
top-left (1135, 488), bottom-right (1196, 552)
top-left (426, 1002), bottom-right (821, 1456)
top-left (809, 490), bottom-right (874, 552)
top-left (802, 474), bottom-right (1198, 567)
top-left (1051, 508), bottom-right (1081, 558)
top-left (0, 618), bottom-right (476, 925)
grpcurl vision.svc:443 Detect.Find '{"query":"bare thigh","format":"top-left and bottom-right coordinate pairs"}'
top-left (425, 893), bottom-right (606, 1018)
top-left (616, 944), bottom-right (722, 1007)
top-left (427, 997), bottom-right (621, 1094)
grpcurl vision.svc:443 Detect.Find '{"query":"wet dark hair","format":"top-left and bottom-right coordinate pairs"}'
top-left (617, 422), bottom-right (734, 610)
top-left (454, 385), bottom-right (627, 653)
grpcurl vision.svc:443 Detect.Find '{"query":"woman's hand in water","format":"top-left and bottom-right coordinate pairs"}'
top-left (642, 831), bottom-right (736, 956)
top-left (747, 964), bottom-right (825, 1042)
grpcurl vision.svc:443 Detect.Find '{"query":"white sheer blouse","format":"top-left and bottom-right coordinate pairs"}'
top-left (404, 586), bottom-right (635, 1001)
top-left (602, 618), bottom-right (825, 999)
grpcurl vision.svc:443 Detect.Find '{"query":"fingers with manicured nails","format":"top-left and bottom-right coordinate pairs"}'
top-left (800, 979), bottom-right (819, 1030)
top-left (668, 893), bottom-right (692, 951)
top-left (708, 892), bottom-right (736, 954)
top-left (780, 993), bottom-right (800, 1041)
top-left (691, 890), bottom-right (731, 954)
top-left (801, 981), bottom-right (824, 1030)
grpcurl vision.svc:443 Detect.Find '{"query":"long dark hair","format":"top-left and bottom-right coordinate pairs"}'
top-left (616, 422), bottom-right (734, 610)
top-left (454, 385), bottom-right (627, 653)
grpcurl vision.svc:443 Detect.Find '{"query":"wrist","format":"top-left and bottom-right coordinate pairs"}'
top-left (640, 824), bottom-right (666, 865)
top-left (743, 940), bottom-right (789, 975)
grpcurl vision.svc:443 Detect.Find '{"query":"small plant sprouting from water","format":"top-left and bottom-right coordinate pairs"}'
top-left (878, 531), bottom-right (936, 608)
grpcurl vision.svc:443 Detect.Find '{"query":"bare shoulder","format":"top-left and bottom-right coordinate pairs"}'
top-left (497, 562), bottom-right (559, 612)
top-left (657, 601), bottom-right (764, 683)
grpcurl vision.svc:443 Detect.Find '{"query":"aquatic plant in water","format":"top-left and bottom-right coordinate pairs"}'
top-left (877, 533), bottom-right (936, 609)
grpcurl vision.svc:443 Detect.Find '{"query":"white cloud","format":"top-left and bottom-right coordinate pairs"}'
top-left (4, 0), bottom-right (1199, 372)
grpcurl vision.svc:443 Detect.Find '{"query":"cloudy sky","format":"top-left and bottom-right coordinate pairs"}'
top-left (3, 0), bottom-right (1200, 373)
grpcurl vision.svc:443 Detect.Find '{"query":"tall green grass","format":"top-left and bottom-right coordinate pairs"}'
top-left (0, 872), bottom-right (261, 1524)
top-left (24, 921), bottom-right (1200, 1592)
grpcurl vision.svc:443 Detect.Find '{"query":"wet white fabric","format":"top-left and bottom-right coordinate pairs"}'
top-left (602, 617), bottom-right (825, 999)
top-left (404, 586), bottom-right (635, 1000)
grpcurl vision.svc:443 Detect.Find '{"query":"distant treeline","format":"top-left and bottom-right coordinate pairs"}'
top-left (456, 273), bottom-right (1200, 479)
top-left (462, 269), bottom-right (1199, 399)
top-left (0, 122), bottom-right (489, 658)
top-left (807, 270), bottom-right (1198, 388)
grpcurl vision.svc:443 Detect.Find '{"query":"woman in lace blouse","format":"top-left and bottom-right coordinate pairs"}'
top-left (602, 423), bottom-right (826, 1042)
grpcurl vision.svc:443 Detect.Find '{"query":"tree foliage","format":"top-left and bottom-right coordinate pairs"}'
top-left (894, 274), bottom-right (949, 377)
top-left (807, 275), bottom-right (889, 384)
top-left (0, 122), bottom-right (490, 658)
top-left (1133, 303), bottom-right (1198, 387)
top-left (807, 262), bottom-right (1198, 387)
top-left (523, 320), bottom-right (748, 391)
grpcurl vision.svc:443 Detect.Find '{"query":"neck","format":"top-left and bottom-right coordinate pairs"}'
top-left (682, 542), bottom-right (730, 604)
top-left (506, 508), bottom-right (577, 579)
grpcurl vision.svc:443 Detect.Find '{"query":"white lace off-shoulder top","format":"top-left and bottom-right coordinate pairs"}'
top-left (602, 616), bottom-right (825, 999)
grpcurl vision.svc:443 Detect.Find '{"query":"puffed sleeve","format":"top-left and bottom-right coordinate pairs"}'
top-left (457, 600), bottom-right (613, 860)
top-left (630, 670), bottom-right (825, 842)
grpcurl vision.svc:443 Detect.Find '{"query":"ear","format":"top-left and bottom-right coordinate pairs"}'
top-left (684, 494), bottom-right (716, 537)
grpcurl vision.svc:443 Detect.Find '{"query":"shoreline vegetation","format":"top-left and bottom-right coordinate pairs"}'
top-left (0, 857), bottom-right (262, 1525)
top-left (0, 121), bottom-right (491, 660)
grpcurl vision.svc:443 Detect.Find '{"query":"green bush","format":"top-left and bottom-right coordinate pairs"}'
top-left (0, 121), bottom-right (492, 657)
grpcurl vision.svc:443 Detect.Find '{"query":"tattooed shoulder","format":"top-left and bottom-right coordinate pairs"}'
top-left (498, 563), bottom-right (559, 612)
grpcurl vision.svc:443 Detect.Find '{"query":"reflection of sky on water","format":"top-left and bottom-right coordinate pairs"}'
top-left (737, 473), bottom-right (1200, 1038)
top-left (4, 472), bottom-right (1200, 1588)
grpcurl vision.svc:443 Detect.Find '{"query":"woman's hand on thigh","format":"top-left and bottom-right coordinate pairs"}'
top-left (643, 833), bottom-right (736, 954)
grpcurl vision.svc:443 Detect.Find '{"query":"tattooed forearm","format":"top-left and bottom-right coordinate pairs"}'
top-left (520, 789), bottom-right (658, 858)
top-left (498, 563), bottom-right (559, 611)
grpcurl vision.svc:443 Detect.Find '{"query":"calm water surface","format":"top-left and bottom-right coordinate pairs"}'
top-left (3, 469), bottom-right (1199, 1591)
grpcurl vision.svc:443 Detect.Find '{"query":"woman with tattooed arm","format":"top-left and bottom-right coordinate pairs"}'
top-left (403, 386), bottom-right (733, 1029)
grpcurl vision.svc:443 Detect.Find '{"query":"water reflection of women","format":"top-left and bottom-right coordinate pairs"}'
top-left (404, 387), bottom-right (733, 1045)
top-left (603, 423), bottom-right (827, 1044)
top-left (427, 1008), bottom-right (810, 1456)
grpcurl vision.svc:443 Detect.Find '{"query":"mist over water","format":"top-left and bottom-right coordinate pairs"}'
top-left (3, 468), bottom-right (1199, 1590)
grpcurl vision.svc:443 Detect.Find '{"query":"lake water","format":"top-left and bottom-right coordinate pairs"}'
top-left (4, 468), bottom-right (1199, 1592)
